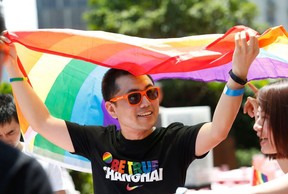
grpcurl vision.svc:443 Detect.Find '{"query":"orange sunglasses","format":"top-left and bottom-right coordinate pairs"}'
top-left (109, 87), bottom-right (160, 105)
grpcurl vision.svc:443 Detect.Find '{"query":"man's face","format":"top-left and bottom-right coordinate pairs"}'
top-left (106, 74), bottom-right (159, 136)
top-left (0, 119), bottom-right (21, 148)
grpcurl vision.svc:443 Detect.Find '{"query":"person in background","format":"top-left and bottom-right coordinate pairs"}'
top-left (0, 9), bottom-right (52, 193)
top-left (0, 140), bottom-right (53, 194)
top-left (0, 32), bottom-right (52, 194)
top-left (185, 80), bottom-right (288, 194)
top-left (0, 94), bottom-right (78, 194)
top-left (0, 29), bottom-right (259, 194)
top-left (244, 80), bottom-right (288, 193)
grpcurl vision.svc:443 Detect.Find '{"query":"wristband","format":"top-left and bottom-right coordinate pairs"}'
top-left (229, 69), bottom-right (247, 85)
top-left (9, 77), bottom-right (28, 82)
top-left (223, 85), bottom-right (245, 96)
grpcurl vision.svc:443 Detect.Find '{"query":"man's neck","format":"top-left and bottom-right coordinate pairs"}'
top-left (121, 126), bottom-right (156, 140)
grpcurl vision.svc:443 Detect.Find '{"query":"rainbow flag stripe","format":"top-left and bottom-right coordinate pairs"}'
top-left (7, 25), bottom-right (288, 172)
top-left (252, 167), bottom-right (269, 186)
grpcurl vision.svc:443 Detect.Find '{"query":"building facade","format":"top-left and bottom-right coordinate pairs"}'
top-left (250, 0), bottom-right (288, 29)
top-left (36, 0), bottom-right (288, 31)
top-left (36, 0), bottom-right (88, 30)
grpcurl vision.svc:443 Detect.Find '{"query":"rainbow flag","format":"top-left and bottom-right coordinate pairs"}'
top-left (251, 167), bottom-right (269, 186)
top-left (7, 25), bottom-right (288, 172)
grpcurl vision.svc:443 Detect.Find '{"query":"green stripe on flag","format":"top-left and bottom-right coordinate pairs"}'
top-left (46, 59), bottom-right (96, 119)
top-left (34, 59), bottom-right (96, 154)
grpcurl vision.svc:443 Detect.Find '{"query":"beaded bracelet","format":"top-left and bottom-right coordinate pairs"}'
top-left (223, 85), bottom-right (245, 96)
top-left (9, 77), bottom-right (28, 82)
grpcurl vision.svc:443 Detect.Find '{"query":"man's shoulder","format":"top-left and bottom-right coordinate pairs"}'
top-left (158, 122), bottom-right (205, 135)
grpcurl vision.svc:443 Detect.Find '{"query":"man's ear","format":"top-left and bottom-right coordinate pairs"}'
top-left (105, 101), bottom-right (118, 119)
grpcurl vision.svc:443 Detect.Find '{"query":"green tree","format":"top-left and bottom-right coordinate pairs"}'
top-left (69, 170), bottom-right (93, 194)
top-left (85, 0), bottom-right (266, 38)
top-left (0, 82), bottom-right (12, 94)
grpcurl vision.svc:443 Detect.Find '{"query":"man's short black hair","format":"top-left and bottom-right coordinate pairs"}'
top-left (0, 94), bottom-right (18, 126)
top-left (101, 68), bottom-right (154, 102)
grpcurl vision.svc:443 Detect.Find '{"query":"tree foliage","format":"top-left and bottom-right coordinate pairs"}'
top-left (85, 0), bottom-right (265, 38)
top-left (0, 82), bottom-right (12, 94)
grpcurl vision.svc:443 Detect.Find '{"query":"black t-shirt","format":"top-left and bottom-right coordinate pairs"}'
top-left (67, 121), bottom-right (207, 194)
top-left (0, 141), bottom-right (53, 194)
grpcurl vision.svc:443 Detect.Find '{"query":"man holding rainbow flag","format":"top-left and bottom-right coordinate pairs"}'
top-left (0, 27), bottom-right (259, 194)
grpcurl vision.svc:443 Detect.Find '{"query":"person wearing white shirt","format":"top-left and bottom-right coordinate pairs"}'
top-left (0, 94), bottom-right (78, 194)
